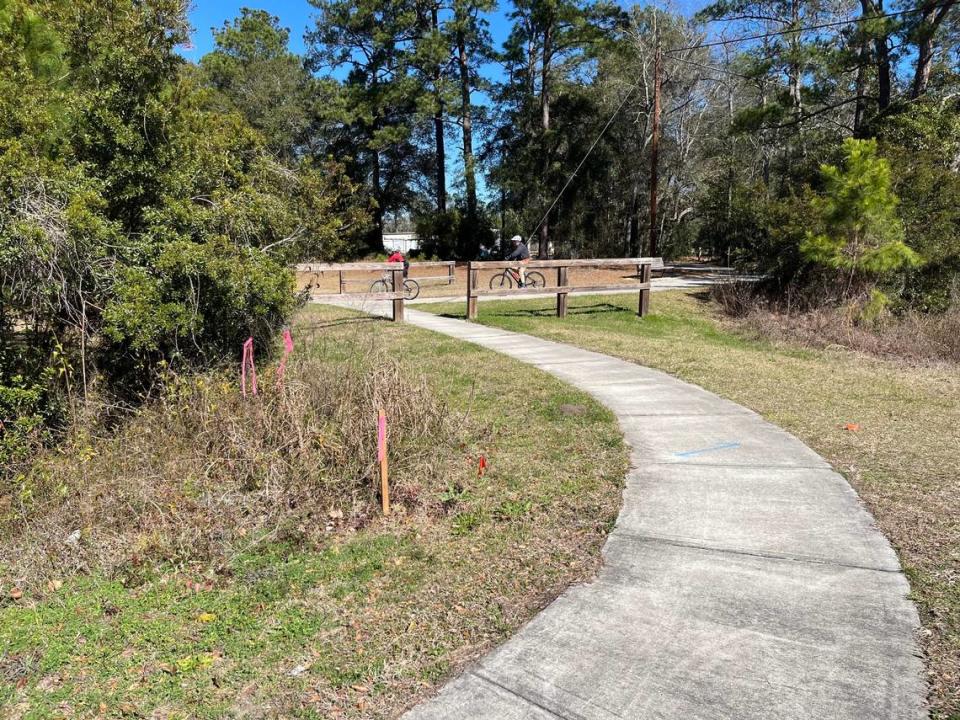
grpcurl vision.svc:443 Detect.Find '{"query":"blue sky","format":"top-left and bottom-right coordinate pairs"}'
top-left (180, 0), bottom-right (710, 64)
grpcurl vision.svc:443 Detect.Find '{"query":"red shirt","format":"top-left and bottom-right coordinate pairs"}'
top-left (387, 252), bottom-right (405, 263)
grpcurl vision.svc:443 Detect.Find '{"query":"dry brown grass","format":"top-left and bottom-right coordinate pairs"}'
top-left (712, 280), bottom-right (960, 364)
top-left (1, 348), bottom-right (458, 592)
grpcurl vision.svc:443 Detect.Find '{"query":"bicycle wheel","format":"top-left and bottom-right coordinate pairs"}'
top-left (525, 271), bottom-right (546, 289)
top-left (370, 279), bottom-right (389, 294)
top-left (489, 271), bottom-right (513, 290)
top-left (403, 278), bottom-right (420, 300)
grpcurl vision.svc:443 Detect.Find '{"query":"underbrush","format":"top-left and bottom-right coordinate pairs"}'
top-left (1, 347), bottom-right (460, 593)
top-left (711, 280), bottom-right (960, 364)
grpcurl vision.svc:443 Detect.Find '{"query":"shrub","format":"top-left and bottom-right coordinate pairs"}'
top-left (0, 345), bottom-right (462, 591)
top-left (801, 138), bottom-right (920, 284)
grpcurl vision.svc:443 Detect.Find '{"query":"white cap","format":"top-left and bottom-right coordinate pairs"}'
top-left (510, 235), bottom-right (523, 244)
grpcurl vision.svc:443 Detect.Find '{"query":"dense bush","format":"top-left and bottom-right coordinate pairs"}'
top-left (0, 0), bottom-right (369, 463)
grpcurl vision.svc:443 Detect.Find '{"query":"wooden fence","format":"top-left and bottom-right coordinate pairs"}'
top-left (301, 262), bottom-right (406, 322)
top-left (295, 260), bottom-right (454, 293)
top-left (465, 258), bottom-right (655, 320)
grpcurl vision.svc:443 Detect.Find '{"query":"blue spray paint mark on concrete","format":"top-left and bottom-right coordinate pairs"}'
top-left (673, 441), bottom-right (741, 458)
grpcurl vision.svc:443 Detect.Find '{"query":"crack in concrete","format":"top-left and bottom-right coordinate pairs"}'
top-left (609, 530), bottom-right (901, 574)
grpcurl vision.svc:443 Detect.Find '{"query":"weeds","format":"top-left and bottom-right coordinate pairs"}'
top-left (0, 304), bottom-right (626, 719)
top-left (1, 347), bottom-right (457, 592)
top-left (711, 280), bottom-right (960, 364)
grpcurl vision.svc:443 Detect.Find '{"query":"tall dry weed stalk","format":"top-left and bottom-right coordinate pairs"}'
top-left (0, 347), bottom-right (462, 591)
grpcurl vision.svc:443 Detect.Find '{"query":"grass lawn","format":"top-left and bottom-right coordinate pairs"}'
top-left (0, 304), bottom-right (627, 719)
top-left (417, 290), bottom-right (960, 719)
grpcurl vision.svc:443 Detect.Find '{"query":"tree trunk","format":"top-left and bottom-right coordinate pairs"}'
top-left (628, 180), bottom-right (641, 256)
top-left (853, 43), bottom-right (866, 135)
top-left (648, 43), bottom-right (662, 257)
top-left (875, 30), bottom-right (891, 110)
top-left (457, 26), bottom-right (477, 222)
top-left (372, 148), bottom-right (384, 252)
top-left (788, 0), bottom-right (803, 121)
top-left (911, 0), bottom-right (957, 98)
top-left (432, 6), bottom-right (446, 213)
top-left (912, 33), bottom-right (936, 99)
top-left (539, 24), bottom-right (552, 259)
top-left (860, 0), bottom-right (891, 112)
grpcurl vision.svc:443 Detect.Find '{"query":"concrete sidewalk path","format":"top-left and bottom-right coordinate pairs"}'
top-left (398, 309), bottom-right (927, 720)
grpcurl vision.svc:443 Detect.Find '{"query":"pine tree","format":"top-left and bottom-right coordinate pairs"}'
top-left (802, 138), bottom-right (920, 282)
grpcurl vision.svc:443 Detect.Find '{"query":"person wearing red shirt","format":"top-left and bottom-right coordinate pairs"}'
top-left (387, 249), bottom-right (409, 277)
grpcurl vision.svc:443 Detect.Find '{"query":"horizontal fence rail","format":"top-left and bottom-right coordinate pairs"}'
top-left (294, 261), bottom-right (455, 288)
top-left (465, 258), bottom-right (656, 320)
top-left (298, 262), bottom-right (406, 322)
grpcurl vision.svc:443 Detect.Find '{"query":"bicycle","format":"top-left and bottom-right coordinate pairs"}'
top-left (488, 267), bottom-right (546, 290)
top-left (370, 273), bottom-right (420, 300)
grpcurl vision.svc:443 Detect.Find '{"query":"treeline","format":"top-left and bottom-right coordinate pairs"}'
top-left (288, 0), bottom-right (958, 311)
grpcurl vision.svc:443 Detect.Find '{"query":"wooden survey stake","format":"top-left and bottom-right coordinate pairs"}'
top-left (378, 409), bottom-right (390, 515)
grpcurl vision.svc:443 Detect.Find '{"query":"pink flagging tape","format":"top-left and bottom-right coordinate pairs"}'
top-left (241, 337), bottom-right (258, 397)
top-left (377, 412), bottom-right (387, 462)
top-left (276, 328), bottom-right (294, 389)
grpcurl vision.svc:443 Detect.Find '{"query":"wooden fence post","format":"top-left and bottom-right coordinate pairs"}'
top-left (557, 265), bottom-right (568, 318)
top-left (448, 262), bottom-right (455, 285)
top-left (339, 271), bottom-right (344, 294)
top-left (467, 262), bottom-right (478, 320)
top-left (391, 267), bottom-right (405, 322)
top-left (638, 262), bottom-right (651, 317)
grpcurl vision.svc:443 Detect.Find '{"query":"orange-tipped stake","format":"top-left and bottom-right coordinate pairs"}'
top-left (478, 455), bottom-right (487, 478)
top-left (378, 409), bottom-right (390, 515)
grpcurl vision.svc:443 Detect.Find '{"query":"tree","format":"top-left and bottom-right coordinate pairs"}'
top-left (801, 138), bottom-right (920, 287)
top-left (1, 0), bottom-right (369, 470)
top-left (496, 0), bottom-right (621, 257)
top-left (307, 0), bottom-right (423, 251)
top-left (449, 0), bottom-right (496, 227)
top-left (906, 0), bottom-right (958, 98)
top-left (199, 9), bottom-right (315, 161)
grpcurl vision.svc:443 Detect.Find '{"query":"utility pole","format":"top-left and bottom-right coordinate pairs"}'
top-left (648, 29), bottom-right (662, 258)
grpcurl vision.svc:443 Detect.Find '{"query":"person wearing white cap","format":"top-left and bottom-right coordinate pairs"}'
top-left (505, 235), bottom-right (530, 287)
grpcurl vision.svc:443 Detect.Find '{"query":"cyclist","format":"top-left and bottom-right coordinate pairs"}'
top-left (387, 248), bottom-right (409, 278)
top-left (505, 235), bottom-right (530, 287)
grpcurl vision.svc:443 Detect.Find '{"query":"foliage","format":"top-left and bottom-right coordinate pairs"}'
top-left (875, 101), bottom-right (960, 311)
top-left (415, 207), bottom-right (496, 259)
top-left (199, 9), bottom-right (316, 161)
top-left (0, 0), bottom-right (369, 468)
top-left (801, 138), bottom-right (919, 277)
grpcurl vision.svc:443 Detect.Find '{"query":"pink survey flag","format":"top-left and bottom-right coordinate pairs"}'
top-left (276, 328), bottom-right (295, 389)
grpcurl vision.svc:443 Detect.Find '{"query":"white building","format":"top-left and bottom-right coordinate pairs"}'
top-left (383, 232), bottom-right (419, 254)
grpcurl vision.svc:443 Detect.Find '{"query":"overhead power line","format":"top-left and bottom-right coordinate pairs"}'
top-left (665, 1), bottom-right (957, 54)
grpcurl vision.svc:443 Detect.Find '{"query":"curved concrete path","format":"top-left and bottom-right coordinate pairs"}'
top-left (397, 309), bottom-right (927, 720)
